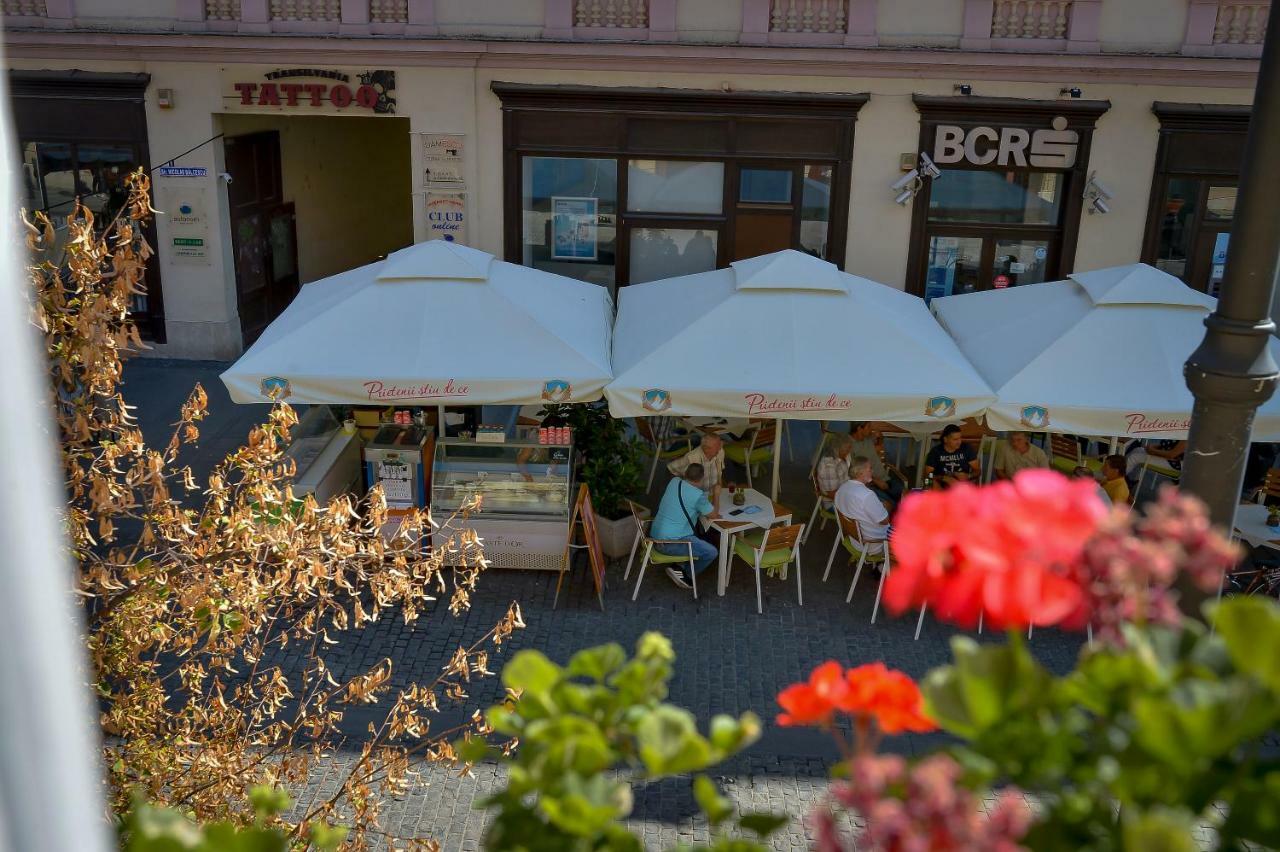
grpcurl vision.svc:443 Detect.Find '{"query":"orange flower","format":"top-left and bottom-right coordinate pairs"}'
top-left (776, 662), bottom-right (935, 735)
top-left (776, 661), bottom-right (849, 726)
top-left (842, 663), bottom-right (936, 735)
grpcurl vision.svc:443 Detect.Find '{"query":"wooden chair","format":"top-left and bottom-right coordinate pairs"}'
top-left (1049, 434), bottom-right (1084, 475)
top-left (635, 418), bottom-right (693, 492)
top-left (724, 420), bottom-right (777, 491)
top-left (729, 522), bottom-right (805, 614)
top-left (1253, 467), bottom-right (1280, 504)
top-left (623, 499), bottom-right (698, 601)
top-left (803, 468), bottom-right (838, 544)
top-left (824, 509), bottom-right (927, 639)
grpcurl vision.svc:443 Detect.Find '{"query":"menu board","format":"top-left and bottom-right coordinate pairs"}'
top-left (377, 458), bottom-right (414, 508)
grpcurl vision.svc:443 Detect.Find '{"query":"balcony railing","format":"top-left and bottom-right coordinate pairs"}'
top-left (204, 0), bottom-right (239, 20)
top-left (769, 0), bottom-right (848, 34)
top-left (2, 0), bottom-right (46, 15)
top-left (574, 0), bottom-right (648, 29)
top-left (991, 0), bottom-right (1072, 39)
top-left (269, 0), bottom-right (340, 21)
top-left (1214, 1), bottom-right (1270, 43)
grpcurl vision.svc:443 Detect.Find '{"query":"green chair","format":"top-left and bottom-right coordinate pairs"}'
top-left (724, 420), bottom-right (777, 491)
top-left (625, 499), bottom-right (698, 600)
top-left (730, 522), bottom-right (805, 614)
top-left (636, 418), bottom-right (693, 491)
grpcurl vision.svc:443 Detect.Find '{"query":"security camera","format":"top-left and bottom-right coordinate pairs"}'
top-left (1091, 196), bottom-right (1111, 215)
top-left (1060, 87), bottom-right (1083, 99)
top-left (1091, 179), bottom-right (1114, 201)
top-left (918, 153), bottom-right (941, 180)
top-left (894, 188), bottom-right (915, 206)
top-left (891, 169), bottom-right (920, 192)
top-left (955, 83), bottom-right (973, 96)
top-left (218, 172), bottom-right (233, 184)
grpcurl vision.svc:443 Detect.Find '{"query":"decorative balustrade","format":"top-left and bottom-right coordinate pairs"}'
top-left (574, 0), bottom-right (648, 28)
top-left (769, 0), bottom-right (848, 34)
top-left (3, 0), bottom-right (46, 15)
top-left (1213, 2), bottom-right (1269, 43)
top-left (204, 0), bottom-right (239, 20)
top-left (992, 0), bottom-right (1072, 39)
top-left (370, 0), bottom-right (408, 23)
top-left (269, 0), bottom-right (340, 21)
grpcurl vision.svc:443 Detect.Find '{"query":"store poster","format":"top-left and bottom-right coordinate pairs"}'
top-left (425, 192), bottom-right (466, 244)
top-left (376, 458), bottom-right (413, 509)
top-left (551, 197), bottom-right (598, 260)
top-left (422, 133), bottom-right (465, 186)
top-left (156, 177), bottom-right (211, 266)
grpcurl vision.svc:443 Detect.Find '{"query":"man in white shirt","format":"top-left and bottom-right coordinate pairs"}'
top-left (667, 433), bottom-right (724, 500)
top-left (834, 456), bottom-right (891, 550)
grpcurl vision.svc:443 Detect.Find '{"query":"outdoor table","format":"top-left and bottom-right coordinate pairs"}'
top-left (681, 416), bottom-right (750, 440)
top-left (1233, 503), bottom-right (1280, 551)
top-left (704, 487), bottom-right (792, 596)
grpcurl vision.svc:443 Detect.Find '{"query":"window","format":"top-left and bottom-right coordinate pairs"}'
top-left (521, 156), bottom-right (617, 287)
top-left (908, 97), bottom-right (1107, 302)
top-left (495, 83), bottom-right (864, 289)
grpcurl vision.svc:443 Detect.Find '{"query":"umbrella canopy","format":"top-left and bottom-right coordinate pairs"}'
top-left (605, 249), bottom-right (996, 423)
top-left (930, 262), bottom-right (1280, 440)
top-left (221, 240), bottom-right (613, 406)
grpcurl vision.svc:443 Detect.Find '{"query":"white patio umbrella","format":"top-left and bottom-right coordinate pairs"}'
top-left (930, 262), bottom-right (1280, 441)
top-left (606, 250), bottom-right (997, 498)
top-left (221, 240), bottom-right (613, 408)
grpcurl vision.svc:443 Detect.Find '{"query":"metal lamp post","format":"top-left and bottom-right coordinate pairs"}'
top-left (1181, 7), bottom-right (1280, 603)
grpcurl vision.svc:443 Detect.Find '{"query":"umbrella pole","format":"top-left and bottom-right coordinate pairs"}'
top-left (438, 405), bottom-right (447, 438)
top-left (916, 436), bottom-right (930, 487)
top-left (771, 418), bottom-right (783, 501)
top-left (1108, 436), bottom-right (1119, 455)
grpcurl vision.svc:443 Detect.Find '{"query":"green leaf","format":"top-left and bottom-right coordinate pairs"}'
top-left (1132, 678), bottom-right (1276, 767)
top-left (1219, 768), bottom-right (1280, 847)
top-left (567, 643), bottom-right (627, 683)
top-left (708, 713), bottom-right (761, 756)
top-left (922, 636), bottom-right (1050, 739)
top-left (455, 735), bottom-right (493, 764)
top-left (636, 705), bottom-right (712, 776)
top-left (635, 631), bottom-right (675, 665)
top-left (1212, 596), bottom-right (1280, 693)
top-left (247, 785), bottom-right (291, 821)
top-left (737, 811), bottom-right (789, 839)
top-left (502, 650), bottom-right (562, 698)
top-left (308, 823), bottom-right (349, 852)
top-left (537, 773), bottom-right (632, 836)
top-left (692, 775), bottom-right (733, 827)
top-left (1121, 807), bottom-right (1198, 852)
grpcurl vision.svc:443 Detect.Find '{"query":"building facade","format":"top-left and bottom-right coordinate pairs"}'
top-left (3, 0), bottom-right (1266, 358)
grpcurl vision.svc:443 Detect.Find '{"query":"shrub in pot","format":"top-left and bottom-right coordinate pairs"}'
top-left (541, 401), bottom-right (647, 558)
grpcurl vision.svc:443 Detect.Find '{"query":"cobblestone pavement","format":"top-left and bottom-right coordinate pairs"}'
top-left (123, 359), bottom-right (1085, 850)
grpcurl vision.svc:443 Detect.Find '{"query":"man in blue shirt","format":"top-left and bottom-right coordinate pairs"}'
top-left (651, 463), bottom-right (717, 589)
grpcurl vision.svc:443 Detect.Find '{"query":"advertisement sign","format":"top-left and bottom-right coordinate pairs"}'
top-left (422, 133), bottom-right (464, 186)
top-left (222, 68), bottom-right (396, 115)
top-left (425, 192), bottom-right (466, 244)
top-left (932, 116), bottom-right (1079, 169)
top-left (551, 197), bottom-right (598, 260)
top-left (156, 181), bottom-right (211, 266)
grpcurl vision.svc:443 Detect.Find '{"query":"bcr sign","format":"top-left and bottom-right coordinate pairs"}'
top-left (932, 116), bottom-right (1079, 169)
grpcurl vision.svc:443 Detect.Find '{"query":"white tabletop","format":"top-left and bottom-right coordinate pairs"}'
top-left (711, 487), bottom-right (780, 531)
top-left (1233, 503), bottom-right (1280, 548)
top-left (682, 417), bottom-right (750, 437)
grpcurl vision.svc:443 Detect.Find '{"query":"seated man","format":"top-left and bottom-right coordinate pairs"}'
top-left (834, 456), bottom-right (891, 552)
top-left (651, 463), bottom-right (717, 590)
top-left (816, 433), bottom-right (853, 503)
top-left (668, 433), bottom-right (724, 503)
top-left (925, 424), bottom-right (980, 488)
top-left (993, 431), bottom-right (1049, 480)
top-left (1101, 454), bottom-right (1130, 505)
top-left (848, 421), bottom-right (905, 505)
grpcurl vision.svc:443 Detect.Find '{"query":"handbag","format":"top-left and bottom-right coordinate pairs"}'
top-left (678, 483), bottom-right (720, 549)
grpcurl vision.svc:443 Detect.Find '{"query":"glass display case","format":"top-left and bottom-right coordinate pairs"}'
top-left (431, 438), bottom-right (574, 571)
top-left (285, 406), bottom-right (362, 504)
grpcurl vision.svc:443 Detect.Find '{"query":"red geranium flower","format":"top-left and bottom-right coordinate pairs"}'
top-left (884, 469), bottom-right (1107, 631)
top-left (843, 663), bottom-right (937, 735)
top-left (777, 661), bottom-right (848, 726)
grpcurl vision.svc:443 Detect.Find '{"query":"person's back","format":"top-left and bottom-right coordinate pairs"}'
top-left (652, 476), bottom-right (704, 541)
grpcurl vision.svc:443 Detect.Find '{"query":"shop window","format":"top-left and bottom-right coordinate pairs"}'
top-left (629, 228), bottom-right (719, 284)
top-left (928, 170), bottom-right (1063, 226)
top-left (626, 160), bottom-right (724, 215)
top-left (799, 164), bottom-right (833, 258)
top-left (521, 156), bottom-right (618, 288)
top-left (1152, 177), bottom-right (1236, 297)
top-left (739, 167), bottom-right (792, 204)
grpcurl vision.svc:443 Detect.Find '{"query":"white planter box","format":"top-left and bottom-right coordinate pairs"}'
top-left (596, 510), bottom-right (644, 560)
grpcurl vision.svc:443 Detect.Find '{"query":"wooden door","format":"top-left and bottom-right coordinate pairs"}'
top-left (224, 131), bottom-right (297, 346)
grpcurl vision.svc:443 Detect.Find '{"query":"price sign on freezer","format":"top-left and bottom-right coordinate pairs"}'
top-left (377, 459), bottom-right (413, 507)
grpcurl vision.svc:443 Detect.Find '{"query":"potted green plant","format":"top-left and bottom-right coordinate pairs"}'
top-left (541, 401), bottom-right (647, 558)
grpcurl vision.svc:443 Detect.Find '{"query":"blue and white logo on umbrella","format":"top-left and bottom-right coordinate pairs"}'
top-left (542, 379), bottom-right (572, 403)
top-left (1020, 405), bottom-right (1050, 429)
top-left (260, 376), bottom-right (292, 401)
top-left (925, 396), bottom-right (956, 418)
top-left (642, 388), bottom-right (672, 413)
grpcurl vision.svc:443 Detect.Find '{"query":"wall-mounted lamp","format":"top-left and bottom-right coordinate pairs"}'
top-left (1083, 171), bottom-right (1113, 215)
top-left (955, 83), bottom-right (973, 96)
top-left (1060, 86), bottom-right (1083, 99)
